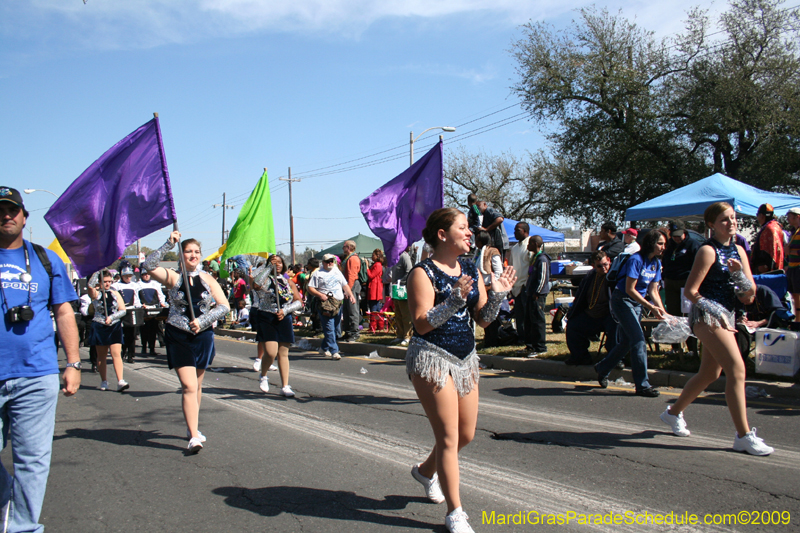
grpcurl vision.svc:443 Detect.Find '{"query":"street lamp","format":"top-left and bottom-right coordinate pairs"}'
top-left (410, 127), bottom-right (456, 165)
top-left (23, 189), bottom-right (58, 197)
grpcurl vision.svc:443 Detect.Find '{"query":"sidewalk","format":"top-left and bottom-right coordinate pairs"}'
top-left (215, 328), bottom-right (800, 400)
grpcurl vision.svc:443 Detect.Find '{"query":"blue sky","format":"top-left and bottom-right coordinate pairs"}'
top-left (0, 0), bottom-right (724, 260)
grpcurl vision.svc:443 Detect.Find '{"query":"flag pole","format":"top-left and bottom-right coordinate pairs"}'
top-left (153, 112), bottom-right (195, 323)
top-left (101, 274), bottom-right (108, 318)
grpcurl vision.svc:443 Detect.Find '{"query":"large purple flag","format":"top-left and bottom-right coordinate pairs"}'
top-left (360, 141), bottom-right (443, 266)
top-left (45, 117), bottom-right (177, 277)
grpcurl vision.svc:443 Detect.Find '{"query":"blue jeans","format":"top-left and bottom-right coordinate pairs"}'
top-left (319, 309), bottom-right (342, 355)
top-left (595, 292), bottom-right (652, 390)
top-left (0, 373), bottom-right (60, 533)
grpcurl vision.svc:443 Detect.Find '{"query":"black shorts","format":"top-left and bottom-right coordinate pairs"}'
top-left (90, 321), bottom-right (123, 346)
top-left (787, 266), bottom-right (800, 294)
top-left (256, 311), bottom-right (295, 344)
top-left (249, 308), bottom-right (261, 329)
top-left (164, 324), bottom-right (215, 370)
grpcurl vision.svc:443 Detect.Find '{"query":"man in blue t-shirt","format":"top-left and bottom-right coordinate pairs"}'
top-left (0, 187), bottom-right (80, 532)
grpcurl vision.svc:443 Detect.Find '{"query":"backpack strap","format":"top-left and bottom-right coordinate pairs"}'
top-left (31, 242), bottom-right (54, 308)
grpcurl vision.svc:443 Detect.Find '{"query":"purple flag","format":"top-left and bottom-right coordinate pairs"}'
top-left (45, 117), bottom-right (177, 277)
top-left (359, 141), bottom-right (443, 266)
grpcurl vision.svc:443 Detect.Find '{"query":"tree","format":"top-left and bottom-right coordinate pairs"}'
top-left (444, 147), bottom-right (556, 225)
top-left (511, 6), bottom-right (707, 226)
top-left (510, 0), bottom-right (800, 226)
top-left (669, 0), bottom-right (800, 192)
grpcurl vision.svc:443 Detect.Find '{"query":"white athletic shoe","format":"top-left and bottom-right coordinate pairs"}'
top-left (99, 381), bottom-right (108, 391)
top-left (319, 348), bottom-right (331, 357)
top-left (186, 429), bottom-right (207, 443)
top-left (117, 380), bottom-right (130, 392)
top-left (253, 358), bottom-right (262, 372)
top-left (187, 437), bottom-right (203, 454)
top-left (733, 428), bottom-right (774, 456)
top-left (331, 352), bottom-right (341, 361)
top-left (660, 408), bottom-right (690, 437)
top-left (268, 364), bottom-right (278, 371)
top-left (259, 376), bottom-right (270, 393)
top-left (445, 507), bottom-right (474, 533)
top-left (280, 385), bottom-right (295, 398)
top-left (411, 464), bottom-right (445, 504)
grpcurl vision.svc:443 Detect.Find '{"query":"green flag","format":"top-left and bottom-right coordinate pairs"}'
top-left (219, 169), bottom-right (275, 276)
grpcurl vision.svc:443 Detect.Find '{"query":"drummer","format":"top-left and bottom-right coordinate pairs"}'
top-left (112, 264), bottom-right (141, 363)
top-left (138, 268), bottom-right (168, 356)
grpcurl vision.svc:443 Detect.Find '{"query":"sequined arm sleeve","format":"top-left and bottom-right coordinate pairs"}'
top-left (479, 290), bottom-right (508, 323)
top-left (731, 270), bottom-right (753, 297)
top-left (425, 289), bottom-right (467, 329)
top-left (695, 297), bottom-right (732, 329)
top-left (143, 239), bottom-right (175, 271)
top-left (110, 308), bottom-right (127, 322)
top-left (281, 299), bottom-right (303, 315)
top-left (253, 263), bottom-right (275, 288)
top-left (195, 304), bottom-right (230, 331)
top-left (88, 271), bottom-right (100, 288)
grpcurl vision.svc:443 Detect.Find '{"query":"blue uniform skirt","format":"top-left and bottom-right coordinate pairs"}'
top-left (164, 324), bottom-right (216, 370)
top-left (256, 311), bottom-right (295, 344)
top-left (90, 321), bottom-right (123, 346)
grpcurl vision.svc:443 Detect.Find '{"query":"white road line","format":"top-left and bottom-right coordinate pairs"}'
top-left (207, 353), bottom-right (800, 471)
top-left (131, 362), bottom-right (729, 532)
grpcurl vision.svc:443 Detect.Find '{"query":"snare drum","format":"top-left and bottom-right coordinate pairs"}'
top-left (122, 308), bottom-right (146, 327)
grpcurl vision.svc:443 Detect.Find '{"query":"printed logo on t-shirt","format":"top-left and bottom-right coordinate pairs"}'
top-left (0, 264), bottom-right (39, 292)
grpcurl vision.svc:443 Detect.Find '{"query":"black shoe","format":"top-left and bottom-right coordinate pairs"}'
top-left (91, 364), bottom-right (98, 373)
top-left (595, 364), bottom-right (608, 389)
top-left (615, 360), bottom-right (625, 369)
top-left (636, 387), bottom-right (660, 397)
top-left (125, 355), bottom-right (134, 364)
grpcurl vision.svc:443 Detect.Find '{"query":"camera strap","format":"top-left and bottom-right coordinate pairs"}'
top-left (0, 244), bottom-right (32, 312)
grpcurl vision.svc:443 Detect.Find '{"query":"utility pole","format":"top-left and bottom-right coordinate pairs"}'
top-left (279, 168), bottom-right (301, 266)
top-left (213, 193), bottom-right (235, 246)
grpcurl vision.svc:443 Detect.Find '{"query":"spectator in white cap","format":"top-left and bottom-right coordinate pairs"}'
top-left (622, 228), bottom-right (640, 255)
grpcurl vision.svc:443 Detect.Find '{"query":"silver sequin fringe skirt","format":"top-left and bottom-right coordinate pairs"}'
top-left (405, 337), bottom-right (480, 397)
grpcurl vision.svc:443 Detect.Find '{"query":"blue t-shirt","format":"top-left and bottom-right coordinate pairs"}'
top-left (614, 252), bottom-right (662, 297)
top-left (0, 241), bottom-right (78, 381)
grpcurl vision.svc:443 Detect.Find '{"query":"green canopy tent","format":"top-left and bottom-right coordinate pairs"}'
top-left (314, 234), bottom-right (384, 260)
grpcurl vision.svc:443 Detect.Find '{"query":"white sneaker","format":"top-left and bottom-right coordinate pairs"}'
top-left (268, 364), bottom-right (278, 371)
top-left (411, 464), bottom-right (445, 504)
top-left (100, 380), bottom-right (108, 391)
top-left (259, 376), bottom-right (270, 393)
top-left (319, 348), bottom-right (331, 358)
top-left (445, 507), bottom-right (474, 533)
top-left (733, 427), bottom-right (774, 456)
top-left (280, 385), bottom-right (295, 398)
top-left (186, 429), bottom-right (207, 443)
top-left (117, 380), bottom-right (130, 392)
top-left (187, 437), bottom-right (203, 454)
top-left (253, 358), bottom-right (262, 372)
top-left (331, 352), bottom-right (341, 361)
top-left (400, 339), bottom-right (409, 347)
top-left (660, 408), bottom-right (690, 437)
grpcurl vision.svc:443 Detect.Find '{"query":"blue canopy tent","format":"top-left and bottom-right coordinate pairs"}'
top-left (625, 173), bottom-right (800, 221)
top-left (502, 218), bottom-right (564, 244)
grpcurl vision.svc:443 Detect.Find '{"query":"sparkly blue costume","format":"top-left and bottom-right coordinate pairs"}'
top-left (406, 258), bottom-right (481, 396)
top-left (690, 239), bottom-right (740, 329)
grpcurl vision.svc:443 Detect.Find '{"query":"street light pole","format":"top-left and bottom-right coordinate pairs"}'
top-left (23, 189), bottom-right (58, 197)
top-left (410, 126), bottom-right (456, 165)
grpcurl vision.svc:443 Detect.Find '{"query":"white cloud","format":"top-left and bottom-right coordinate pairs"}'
top-left (9, 0), bottom-right (727, 50)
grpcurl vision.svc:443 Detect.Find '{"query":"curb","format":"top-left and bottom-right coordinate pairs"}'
top-left (214, 328), bottom-right (800, 400)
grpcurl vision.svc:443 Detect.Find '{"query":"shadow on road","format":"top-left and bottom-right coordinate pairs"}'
top-left (53, 428), bottom-right (185, 451)
top-left (491, 429), bottom-right (721, 452)
top-left (213, 485), bottom-right (434, 529)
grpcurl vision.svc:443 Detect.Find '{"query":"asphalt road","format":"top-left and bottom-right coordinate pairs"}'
top-left (7, 336), bottom-right (800, 532)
